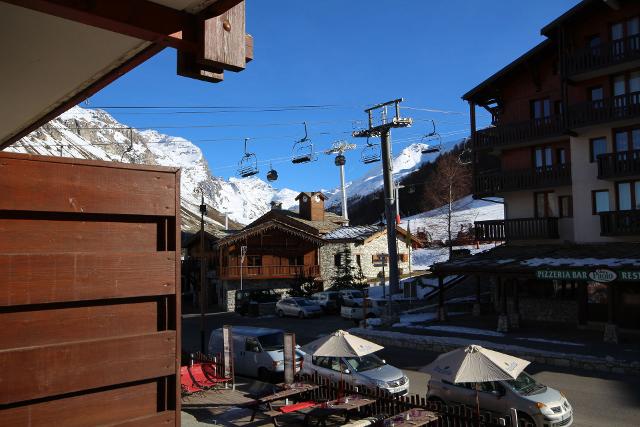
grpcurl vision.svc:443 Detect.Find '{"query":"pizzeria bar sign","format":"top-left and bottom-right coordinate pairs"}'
top-left (536, 268), bottom-right (640, 282)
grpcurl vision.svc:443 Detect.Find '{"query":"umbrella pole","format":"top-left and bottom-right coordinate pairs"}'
top-left (475, 385), bottom-right (480, 427)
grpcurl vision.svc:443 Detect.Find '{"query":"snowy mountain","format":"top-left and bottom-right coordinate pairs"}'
top-left (326, 143), bottom-right (441, 208)
top-left (6, 106), bottom-right (299, 227)
top-left (399, 195), bottom-right (504, 242)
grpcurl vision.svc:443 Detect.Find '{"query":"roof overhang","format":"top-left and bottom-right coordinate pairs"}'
top-left (0, 0), bottom-right (252, 149)
top-left (216, 220), bottom-right (326, 248)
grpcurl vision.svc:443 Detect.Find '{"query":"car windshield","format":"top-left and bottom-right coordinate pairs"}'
top-left (505, 372), bottom-right (545, 395)
top-left (296, 299), bottom-right (314, 306)
top-left (258, 333), bottom-right (284, 351)
top-left (344, 353), bottom-right (386, 372)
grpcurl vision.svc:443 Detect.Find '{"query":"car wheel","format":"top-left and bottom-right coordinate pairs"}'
top-left (517, 412), bottom-right (536, 427)
top-left (258, 367), bottom-right (271, 383)
top-left (277, 309), bottom-right (284, 318)
top-left (298, 311), bottom-right (305, 319)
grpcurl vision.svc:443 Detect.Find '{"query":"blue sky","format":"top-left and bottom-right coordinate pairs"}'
top-left (87, 0), bottom-right (580, 191)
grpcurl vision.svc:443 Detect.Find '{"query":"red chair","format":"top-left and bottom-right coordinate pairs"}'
top-left (278, 401), bottom-right (317, 413)
top-left (202, 362), bottom-right (232, 384)
top-left (180, 366), bottom-right (203, 395)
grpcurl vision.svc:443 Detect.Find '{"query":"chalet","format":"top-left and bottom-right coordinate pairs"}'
top-left (434, 0), bottom-right (640, 342)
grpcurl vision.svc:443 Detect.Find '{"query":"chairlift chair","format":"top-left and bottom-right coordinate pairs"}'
top-left (291, 121), bottom-right (316, 164)
top-left (266, 162), bottom-right (279, 181)
top-left (237, 138), bottom-right (259, 178)
top-left (361, 137), bottom-right (381, 164)
top-left (421, 120), bottom-right (442, 154)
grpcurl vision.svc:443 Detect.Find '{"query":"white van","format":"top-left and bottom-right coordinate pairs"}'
top-left (208, 326), bottom-right (303, 381)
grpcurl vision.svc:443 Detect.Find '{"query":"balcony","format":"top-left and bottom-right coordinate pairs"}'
top-left (475, 115), bottom-right (564, 150)
top-left (565, 35), bottom-right (640, 80)
top-left (600, 210), bottom-right (640, 236)
top-left (568, 92), bottom-right (640, 129)
top-left (474, 164), bottom-right (571, 197)
top-left (220, 264), bottom-right (320, 279)
top-left (475, 217), bottom-right (559, 242)
top-left (597, 150), bottom-right (640, 180)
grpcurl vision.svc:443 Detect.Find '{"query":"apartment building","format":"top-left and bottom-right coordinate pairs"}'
top-left (433, 0), bottom-right (640, 342)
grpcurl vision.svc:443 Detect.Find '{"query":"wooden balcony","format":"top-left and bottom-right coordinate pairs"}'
top-left (474, 164), bottom-right (571, 197)
top-left (568, 92), bottom-right (640, 128)
top-left (475, 218), bottom-right (559, 242)
top-left (474, 115), bottom-right (564, 150)
top-left (220, 264), bottom-right (320, 279)
top-left (600, 210), bottom-right (640, 236)
top-left (565, 35), bottom-right (640, 79)
top-left (597, 150), bottom-right (640, 180)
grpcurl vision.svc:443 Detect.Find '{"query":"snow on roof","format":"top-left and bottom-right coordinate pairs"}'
top-left (324, 225), bottom-right (383, 242)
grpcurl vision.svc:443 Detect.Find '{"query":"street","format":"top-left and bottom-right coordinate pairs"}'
top-left (183, 312), bottom-right (640, 427)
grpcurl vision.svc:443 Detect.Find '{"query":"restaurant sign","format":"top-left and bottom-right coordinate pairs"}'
top-left (536, 268), bottom-right (640, 282)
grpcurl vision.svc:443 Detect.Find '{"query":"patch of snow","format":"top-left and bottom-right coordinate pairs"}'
top-left (414, 325), bottom-right (504, 337)
top-left (411, 244), bottom-right (496, 271)
top-left (515, 338), bottom-right (585, 347)
top-left (522, 257), bottom-right (640, 267)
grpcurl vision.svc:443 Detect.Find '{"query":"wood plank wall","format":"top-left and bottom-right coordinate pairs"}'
top-left (0, 153), bottom-right (181, 427)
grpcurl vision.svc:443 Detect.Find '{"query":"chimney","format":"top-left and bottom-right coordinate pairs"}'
top-left (296, 192), bottom-right (326, 221)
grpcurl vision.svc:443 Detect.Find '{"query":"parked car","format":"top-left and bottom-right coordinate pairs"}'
top-left (276, 297), bottom-right (323, 318)
top-left (310, 291), bottom-right (340, 313)
top-left (301, 352), bottom-right (409, 396)
top-left (235, 289), bottom-right (279, 316)
top-left (341, 298), bottom-right (388, 323)
top-left (338, 289), bottom-right (364, 306)
top-left (208, 326), bottom-right (303, 381)
top-left (426, 369), bottom-right (573, 427)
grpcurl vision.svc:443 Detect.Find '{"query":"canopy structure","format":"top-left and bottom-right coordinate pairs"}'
top-left (303, 330), bottom-right (383, 358)
top-left (424, 345), bottom-right (530, 384)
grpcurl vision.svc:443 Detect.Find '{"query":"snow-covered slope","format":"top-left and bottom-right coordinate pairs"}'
top-left (6, 106), bottom-right (299, 226)
top-left (326, 142), bottom-right (447, 208)
top-left (399, 195), bottom-right (504, 241)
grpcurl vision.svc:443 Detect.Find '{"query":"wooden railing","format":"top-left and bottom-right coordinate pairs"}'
top-left (600, 210), bottom-right (640, 236)
top-left (474, 115), bottom-right (563, 150)
top-left (475, 217), bottom-right (559, 241)
top-left (565, 34), bottom-right (640, 77)
top-left (597, 150), bottom-right (640, 179)
top-left (220, 264), bottom-right (320, 279)
top-left (568, 92), bottom-right (640, 128)
top-left (474, 164), bottom-right (571, 197)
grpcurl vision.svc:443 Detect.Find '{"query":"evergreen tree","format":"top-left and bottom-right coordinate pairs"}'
top-left (331, 245), bottom-right (367, 290)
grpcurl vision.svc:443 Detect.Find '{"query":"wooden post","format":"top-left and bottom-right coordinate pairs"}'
top-left (437, 276), bottom-right (447, 321)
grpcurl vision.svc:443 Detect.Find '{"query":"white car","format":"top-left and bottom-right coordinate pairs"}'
top-left (276, 297), bottom-right (323, 318)
top-left (301, 352), bottom-right (409, 396)
top-left (426, 369), bottom-right (573, 427)
top-left (341, 298), bottom-right (388, 322)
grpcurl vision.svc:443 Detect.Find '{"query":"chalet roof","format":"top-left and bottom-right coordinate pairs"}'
top-left (431, 243), bottom-right (640, 275)
top-left (215, 219), bottom-right (325, 248)
top-left (247, 208), bottom-right (346, 235)
top-left (183, 229), bottom-right (234, 249)
top-left (462, 39), bottom-right (554, 105)
top-left (540, 0), bottom-right (601, 37)
top-left (324, 225), bottom-right (384, 243)
top-left (295, 191), bottom-right (327, 201)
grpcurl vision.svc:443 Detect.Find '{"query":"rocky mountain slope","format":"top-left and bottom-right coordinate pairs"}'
top-left (6, 106), bottom-right (299, 229)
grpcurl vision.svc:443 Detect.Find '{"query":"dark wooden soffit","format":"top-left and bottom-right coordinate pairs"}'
top-left (216, 220), bottom-right (326, 249)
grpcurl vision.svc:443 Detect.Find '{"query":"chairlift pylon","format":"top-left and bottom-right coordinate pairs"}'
top-left (266, 162), bottom-right (279, 181)
top-left (421, 120), bottom-right (442, 154)
top-left (237, 138), bottom-right (259, 178)
top-left (291, 121), bottom-right (316, 164)
top-left (361, 137), bottom-right (381, 164)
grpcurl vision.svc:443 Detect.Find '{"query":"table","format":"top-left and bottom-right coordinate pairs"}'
top-left (247, 383), bottom-right (320, 426)
top-left (303, 396), bottom-right (376, 426)
top-left (382, 409), bottom-right (439, 427)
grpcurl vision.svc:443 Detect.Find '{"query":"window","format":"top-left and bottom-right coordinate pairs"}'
top-left (531, 98), bottom-right (551, 120)
top-left (534, 191), bottom-right (554, 218)
top-left (356, 254), bottom-right (361, 267)
top-left (247, 255), bottom-right (262, 267)
top-left (590, 86), bottom-right (604, 102)
top-left (289, 255), bottom-right (303, 266)
top-left (534, 146), bottom-right (553, 168)
top-left (592, 190), bottom-right (610, 214)
top-left (559, 196), bottom-right (573, 218)
top-left (614, 128), bottom-right (640, 152)
top-left (245, 338), bottom-right (261, 353)
top-left (334, 254), bottom-right (342, 267)
top-left (616, 180), bottom-right (640, 210)
top-left (590, 137), bottom-right (608, 162)
top-left (587, 34), bottom-right (602, 50)
top-left (557, 148), bottom-right (567, 165)
top-left (611, 17), bottom-right (640, 55)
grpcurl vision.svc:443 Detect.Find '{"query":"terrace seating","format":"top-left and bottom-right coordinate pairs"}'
top-left (180, 366), bottom-right (204, 395)
top-left (277, 400), bottom-right (317, 413)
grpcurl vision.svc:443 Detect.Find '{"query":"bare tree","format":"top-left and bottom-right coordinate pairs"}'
top-left (425, 154), bottom-right (471, 259)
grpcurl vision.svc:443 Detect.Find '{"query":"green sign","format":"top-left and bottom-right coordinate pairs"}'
top-left (536, 268), bottom-right (640, 282)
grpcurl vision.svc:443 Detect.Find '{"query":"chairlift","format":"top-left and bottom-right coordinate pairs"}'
top-left (237, 138), bottom-right (259, 178)
top-left (266, 162), bottom-right (279, 182)
top-left (421, 120), bottom-right (442, 154)
top-left (291, 122), bottom-right (316, 164)
top-left (361, 137), bottom-right (381, 164)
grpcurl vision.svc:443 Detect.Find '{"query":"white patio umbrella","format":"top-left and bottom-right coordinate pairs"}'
top-left (302, 330), bottom-right (383, 358)
top-left (423, 345), bottom-right (530, 423)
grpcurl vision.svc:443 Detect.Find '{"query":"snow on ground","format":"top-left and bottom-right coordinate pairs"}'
top-left (411, 243), bottom-right (497, 271)
top-left (516, 338), bottom-right (585, 347)
top-left (392, 312), bottom-right (466, 328)
top-left (400, 195), bottom-right (504, 242)
top-left (412, 325), bottom-right (504, 337)
top-left (522, 257), bottom-right (640, 267)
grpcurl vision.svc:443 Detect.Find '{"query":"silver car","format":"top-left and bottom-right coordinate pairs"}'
top-left (426, 369), bottom-right (573, 427)
top-left (301, 352), bottom-right (409, 396)
top-left (276, 297), bottom-right (323, 318)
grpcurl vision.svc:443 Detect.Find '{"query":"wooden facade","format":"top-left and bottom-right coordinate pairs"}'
top-left (0, 153), bottom-right (181, 426)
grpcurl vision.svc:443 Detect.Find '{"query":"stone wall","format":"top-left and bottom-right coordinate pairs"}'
top-left (319, 235), bottom-right (410, 289)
